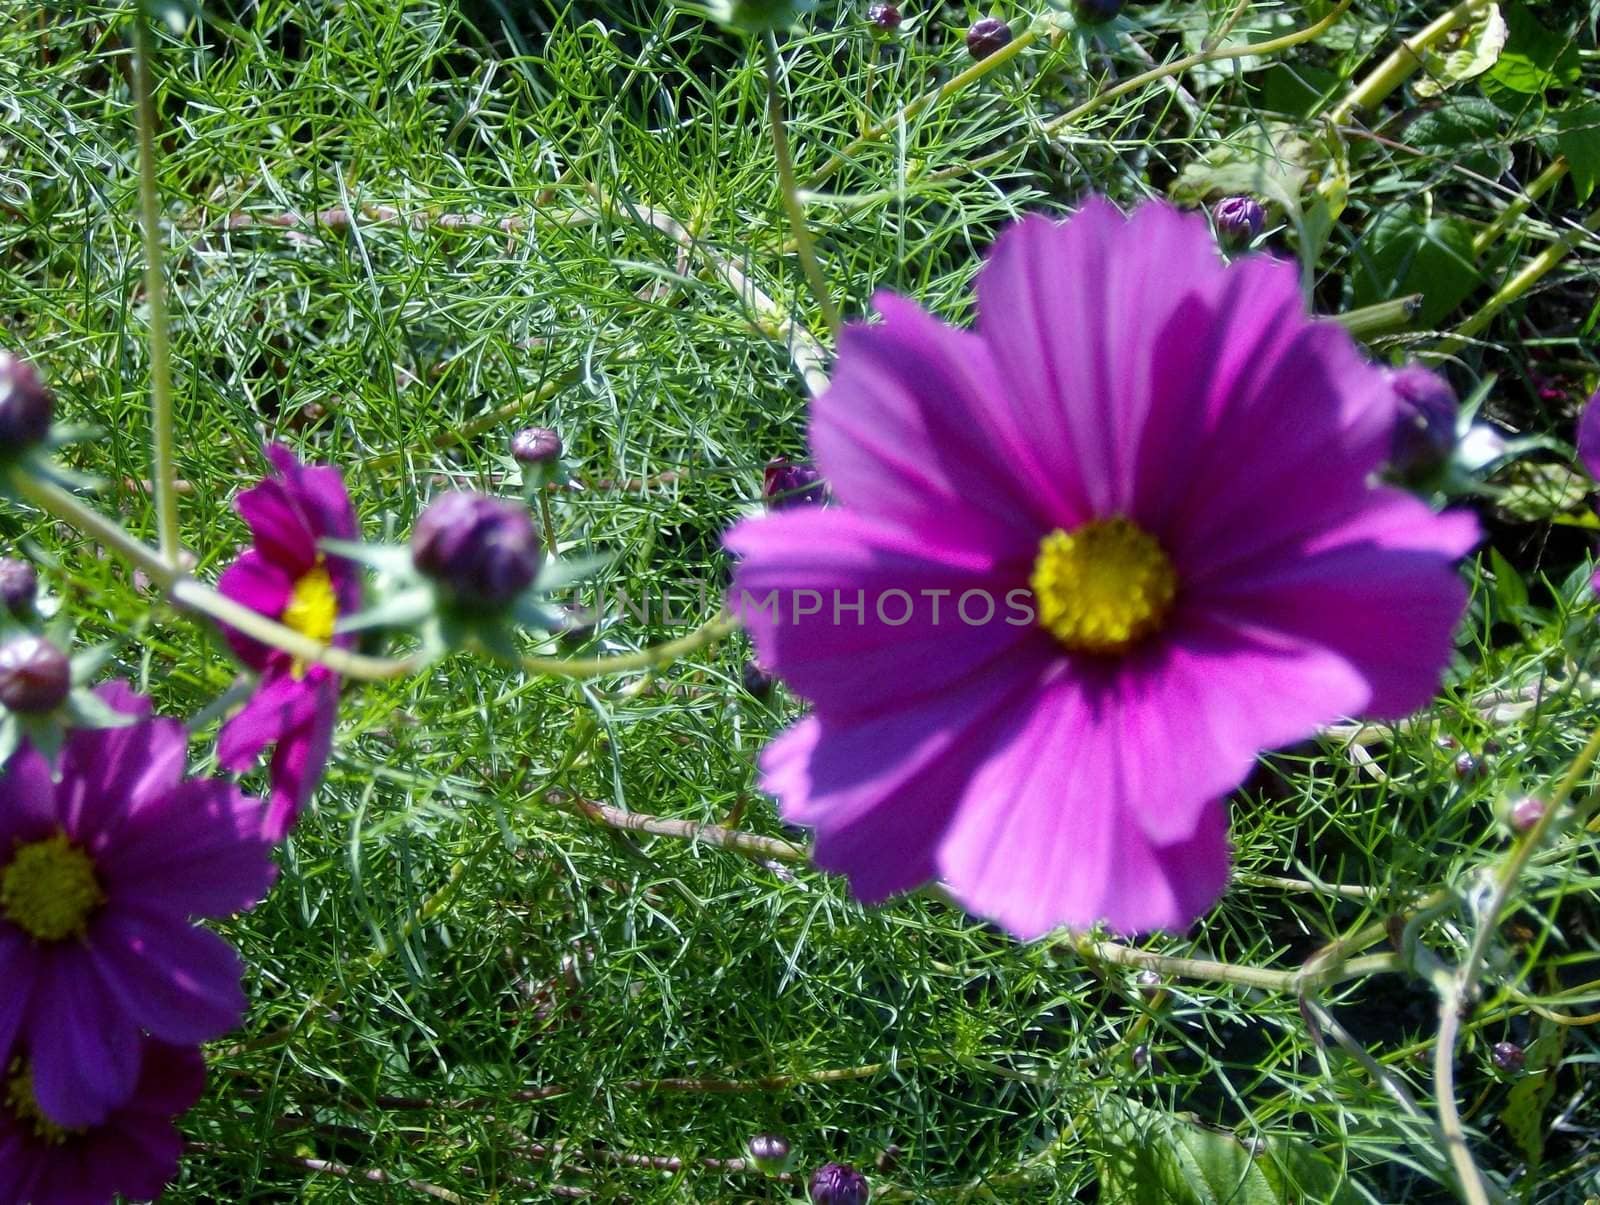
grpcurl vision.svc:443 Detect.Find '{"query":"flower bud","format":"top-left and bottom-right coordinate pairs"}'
top-left (875, 1145), bottom-right (902, 1174)
top-left (1491, 1041), bottom-right (1525, 1073)
top-left (1131, 1043), bottom-right (1150, 1070)
top-left (0, 557), bottom-right (38, 617)
top-left (1508, 796), bottom-right (1546, 834)
top-left (1453, 751), bottom-right (1483, 782)
top-left (866, 1), bottom-right (901, 32)
top-left (742, 660), bottom-right (775, 700)
top-left (1135, 969), bottom-right (1161, 1000)
top-left (747, 1133), bottom-right (792, 1175)
top-left (809, 1162), bottom-right (870, 1205)
top-left (0, 351), bottom-right (54, 451)
top-left (763, 457), bottom-right (827, 509)
top-left (0, 635), bottom-right (70, 714)
top-left (412, 492), bottom-right (540, 608)
top-left (1074, 0), bottom-right (1122, 22)
top-left (511, 426), bottom-right (563, 466)
top-left (1212, 196), bottom-right (1265, 247)
top-left (1386, 364), bottom-right (1457, 474)
top-left (965, 16), bottom-right (1012, 60)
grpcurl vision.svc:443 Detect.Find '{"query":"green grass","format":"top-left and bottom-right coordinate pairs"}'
top-left (3, 0), bottom-right (1600, 1200)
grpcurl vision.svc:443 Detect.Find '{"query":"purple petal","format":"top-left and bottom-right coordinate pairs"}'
top-left (261, 677), bottom-right (338, 841)
top-left (1201, 490), bottom-right (1477, 719)
top-left (217, 671), bottom-right (321, 772)
top-left (235, 477), bottom-right (317, 577)
top-left (216, 550), bottom-right (296, 670)
top-left (936, 671), bottom-right (1233, 938)
top-left (88, 913), bottom-right (248, 1044)
top-left (0, 930), bottom-right (30, 1063)
top-left (25, 955), bottom-right (143, 1128)
top-left (772, 646), bottom-right (1041, 902)
top-left (975, 200), bottom-right (1227, 521)
top-left (1579, 389), bottom-right (1600, 480)
top-left (102, 779), bottom-right (277, 917)
top-left (0, 743), bottom-right (58, 848)
top-left (727, 508), bottom-right (1042, 720)
top-left (56, 713), bottom-right (189, 843)
top-left (811, 292), bottom-right (1060, 555)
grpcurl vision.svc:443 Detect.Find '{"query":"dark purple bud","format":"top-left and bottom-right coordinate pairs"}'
top-left (0, 635), bottom-right (70, 714)
top-left (1491, 1041), bottom-right (1525, 1073)
top-left (747, 1133), bottom-right (791, 1174)
top-left (742, 660), bottom-right (775, 700)
top-left (1212, 195), bottom-right (1265, 246)
top-left (1074, 0), bottom-right (1122, 22)
top-left (866, 1), bottom-right (901, 32)
top-left (556, 601), bottom-right (597, 649)
top-left (0, 557), bottom-right (38, 616)
top-left (875, 1145), bottom-right (902, 1174)
top-left (1454, 751), bottom-right (1483, 782)
top-left (412, 492), bottom-right (540, 608)
top-left (809, 1162), bottom-right (870, 1205)
top-left (511, 426), bottom-right (563, 466)
top-left (0, 351), bottom-right (54, 451)
top-left (1387, 364), bottom-right (1458, 474)
top-left (1135, 969), bottom-right (1161, 1000)
top-left (965, 16), bottom-right (1012, 59)
top-left (1131, 1043), bottom-right (1150, 1070)
top-left (1509, 796), bottom-right (1546, 834)
top-left (1434, 734), bottom-right (1459, 752)
top-left (763, 457), bottom-right (828, 509)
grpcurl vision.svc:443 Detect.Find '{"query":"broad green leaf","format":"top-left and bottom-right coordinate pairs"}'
top-left (1169, 124), bottom-right (1319, 215)
top-left (1405, 97), bottom-right (1514, 179)
top-left (1488, 546), bottom-right (1529, 614)
top-left (1499, 1019), bottom-right (1566, 1168)
top-left (1486, 2), bottom-right (1581, 95)
top-left (1556, 104), bottom-right (1600, 203)
top-left (1413, 4), bottom-right (1506, 98)
top-left (1350, 208), bottom-right (1480, 328)
top-left (1095, 1097), bottom-right (1364, 1205)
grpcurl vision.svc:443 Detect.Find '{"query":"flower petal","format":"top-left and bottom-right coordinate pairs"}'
top-left (262, 677), bottom-right (338, 841)
top-left (103, 779), bottom-right (277, 918)
top-left (217, 671), bottom-right (322, 772)
top-left (88, 913), bottom-right (248, 1044)
top-left (26, 955), bottom-right (143, 1128)
top-left (975, 200), bottom-right (1227, 521)
top-left (1580, 389), bottom-right (1600, 480)
top-left (56, 712), bottom-right (189, 843)
top-left (936, 670), bottom-right (1233, 938)
top-left (811, 292), bottom-right (1061, 555)
top-left (236, 477), bottom-right (317, 578)
top-left (727, 508), bottom-right (1042, 720)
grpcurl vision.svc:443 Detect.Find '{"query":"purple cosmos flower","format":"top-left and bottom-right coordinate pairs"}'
top-left (0, 1037), bottom-right (204, 1205)
top-left (0, 683), bottom-right (275, 1128)
top-left (216, 444), bottom-right (360, 841)
top-left (726, 199), bottom-right (1477, 939)
top-left (1578, 389), bottom-right (1600, 481)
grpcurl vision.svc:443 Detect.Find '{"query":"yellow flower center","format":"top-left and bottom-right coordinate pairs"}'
top-left (0, 832), bottom-right (103, 942)
top-left (282, 564), bottom-right (339, 679)
top-left (283, 565), bottom-right (338, 643)
top-left (4, 1059), bottom-right (79, 1144)
top-left (1030, 516), bottom-right (1177, 655)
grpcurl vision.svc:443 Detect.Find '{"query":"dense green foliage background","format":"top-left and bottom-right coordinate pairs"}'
top-left (2, 0), bottom-right (1598, 1199)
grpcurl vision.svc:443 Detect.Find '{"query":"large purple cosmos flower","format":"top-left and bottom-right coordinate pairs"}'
top-left (0, 684), bottom-right (275, 1128)
top-left (216, 444), bottom-right (360, 841)
top-left (0, 1037), bottom-right (204, 1205)
top-left (727, 198), bottom-right (1477, 939)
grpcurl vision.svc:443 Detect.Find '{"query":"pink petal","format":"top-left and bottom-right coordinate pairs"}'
top-left (727, 508), bottom-right (1043, 719)
top-left (261, 677), bottom-right (338, 841)
top-left (811, 292), bottom-right (1062, 555)
top-left (235, 477), bottom-right (317, 576)
top-left (217, 671), bottom-right (322, 772)
top-left (975, 200), bottom-right (1227, 521)
top-left (1579, 389), bottom-right (1600, 480)
top-left (937, 670), bottom-right (1233, 938)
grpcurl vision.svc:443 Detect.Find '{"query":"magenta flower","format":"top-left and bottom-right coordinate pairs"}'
top-left (727, 198), bottom-right (1477, 939)
top-left (0, 684), bottom-right (275, 1127)
top-left (0, 1037), bottom-right (204, 1205)
top-left (1577, 388), bottom-right (1600, 480)
top-left (216, 444), bottom-right (360, 841)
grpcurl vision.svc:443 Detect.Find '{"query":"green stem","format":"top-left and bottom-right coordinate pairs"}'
top-left (1326, 0), bottom-right (1492, 126)
top-left (1436, 204), bottom-right (1600, 355)
top-left (1472, 157), bottom-right (1570, 258)
top-left (131, 10), bottom-right (180, 567)
top-left (762, 33), bottom-right (840, 337)
top-left (1071, 935), bottom-right (1401, 993)
top-left (537, 490), bottom-right (560, 560)
top-left (520, 610), bottom-right (740, 679)
top-left (1335, 294), bottom-right (1422, 340)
